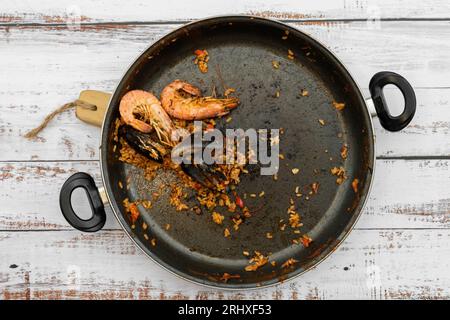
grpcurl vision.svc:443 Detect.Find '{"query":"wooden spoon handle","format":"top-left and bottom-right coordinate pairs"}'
top-left (75, 90), bottom-right (112, 127)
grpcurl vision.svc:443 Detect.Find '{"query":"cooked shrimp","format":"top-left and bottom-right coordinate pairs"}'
top-left (160, 80), bottom-right (239, 120)
top-left (119, 90), bottom-right (176, 145)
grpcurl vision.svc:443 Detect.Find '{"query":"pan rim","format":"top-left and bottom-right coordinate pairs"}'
top-left (99, 14), bottom-right (376, 290)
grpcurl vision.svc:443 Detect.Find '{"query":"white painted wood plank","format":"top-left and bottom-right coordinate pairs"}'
top-left (0, 161), bottom-right (117, 230)
top-left (0, 22), bottom-right (449, 161)
top-left (1, 0), bottom-right (449, 24)
top-left (1, 159), bottom-right (449, 231)
top-left (367, 89), bottom-right (450, 157)
top-left (0, 229), bottom-right (448, 299)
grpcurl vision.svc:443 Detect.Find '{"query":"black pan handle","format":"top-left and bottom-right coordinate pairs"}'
top-left (369, 71), bottom-right (416, 131)
top-left (59, 172), bottom-right (106, 232)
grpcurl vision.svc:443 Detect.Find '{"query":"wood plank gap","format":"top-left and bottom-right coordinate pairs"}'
top-left (2, 17), bottom-right (450, 28)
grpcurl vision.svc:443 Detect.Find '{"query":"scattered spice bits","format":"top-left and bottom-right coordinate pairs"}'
top-left (311, 182), bottom-right (319, 194)
top-left (270, 135), bottom-right (280, 147)
top-left (212, 212), bottom-right (225, 225)
top-left (300, 89), bottom-right (309, 97)
top-left (220, 273), bottom-right (241, 282)
top-left (287, 49), bottom-right (295, 60)
top-left (272, 60), bottom-right (280, 69)
top-left (331, 166), bottom-right (347, 185)
top-left (129, 203), bottom-right (140, 223)
top-left (235, 194), bottom-right (244, 209)
top-left (318, 119), bottom-right (325, 126)
top-left (281, 258), bottom-right (299, 269)
top-left (242, 207), bottom-right (252, 218)
top-left (282, 30), bottom-right (289, 40)
top-left (300, 234), bottom-right (312, 247)
top-left (333, 101), bottom-right (346, 111)
top-left (142, 200), bottom-right (152, 209)
top-left (152, 191), bottom-right (161, 200)
top-left (341, 144), bottom-right (348, 160)
top-left (291, 168), bottom-right (300, 175)
top-left (192, 206), bottom-right (201, 215)
top-left (287, 199), bottom-right (302, 228)
top-left (224, 228), bottom-right (231, 237)
top-left (194, 49), bottom-right (209, 73)
top-left (150, 238), bottom-right (157, 247)
top-left (245, 251), bottom-right (269, 272)
top-left (224, 88), bottom-right (236, 97)
top-left (352, 178), bottom-right (359, 193)
top-left (232, 217), bottom-right (243, 231)
top-left (289, 213), bottom-right (301, 228)
top-left (169, 184), bottom-right (188, 211)
top-left (266, 232), bottom-right (273, 239)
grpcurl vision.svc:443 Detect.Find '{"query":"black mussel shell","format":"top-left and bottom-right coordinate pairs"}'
top-left (181, 162), bottom-right (228, 191)
top-left (120, 125), bottom-right (167, 163)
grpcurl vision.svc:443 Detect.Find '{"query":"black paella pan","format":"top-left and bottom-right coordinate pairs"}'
top-left (59, 16), bottom-right (416, 288)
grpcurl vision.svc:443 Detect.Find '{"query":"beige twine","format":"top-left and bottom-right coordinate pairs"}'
top-left (24, 99), bottom-right (96, 139)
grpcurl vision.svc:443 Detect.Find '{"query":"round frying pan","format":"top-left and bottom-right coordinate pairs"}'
top-left (59, 16), bottom-right (416, 289)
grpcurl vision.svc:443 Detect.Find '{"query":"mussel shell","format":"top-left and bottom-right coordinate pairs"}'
top-left (173, 132), bottom-right (229, 191)
top-left (120, 125), bottom-right (166, 163)
top-left (181, 162), bottom-right (228, 191)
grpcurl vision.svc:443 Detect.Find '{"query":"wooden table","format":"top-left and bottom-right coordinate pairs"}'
top-left (1, 1), bottom-right (449, 300)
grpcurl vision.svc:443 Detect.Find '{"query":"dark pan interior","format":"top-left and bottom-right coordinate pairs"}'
top-left (101, 16), bottom-right (374, 288)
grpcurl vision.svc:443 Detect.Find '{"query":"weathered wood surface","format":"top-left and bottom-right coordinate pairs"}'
top-left (1, 2), bottom-right (449, 300)
top-left (1, 22), bottom-right (450, 161)
top-left (1, 0), bottom-right (449, 24)
top-left (1, 229), bottom-right (448, 299)
top-left (1, 159), bottom-right (449, 231)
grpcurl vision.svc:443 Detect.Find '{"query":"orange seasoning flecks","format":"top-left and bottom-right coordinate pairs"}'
top-left (245, 251), bottom-right (268, 272)
top-left (129, 203), bottom-right (140, 223)
top-left (224, 88), bottom-right (236, 97)
top-left (341, 144), bottom-right (348, 160)
top-left (212, 212), bottom-right (225, 225)
top-left (194, 49), bottom-right (209, 73)
top-left (300, 234), bottom-right (312, 247)
top-left (287, 49), bottom-right (295, 60)
top-left (169, 184), bottom-right (189, 211)
top-left (220, 273), bottom-right (241, 282)
top-left (281, 258), bottom-right (298, 269)
top-left (331, 166), bottom-right (347, 185)
top-left (333, 101), bottom-right (346, 111)
top-left (352, 178), bottom-right (360, 193)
